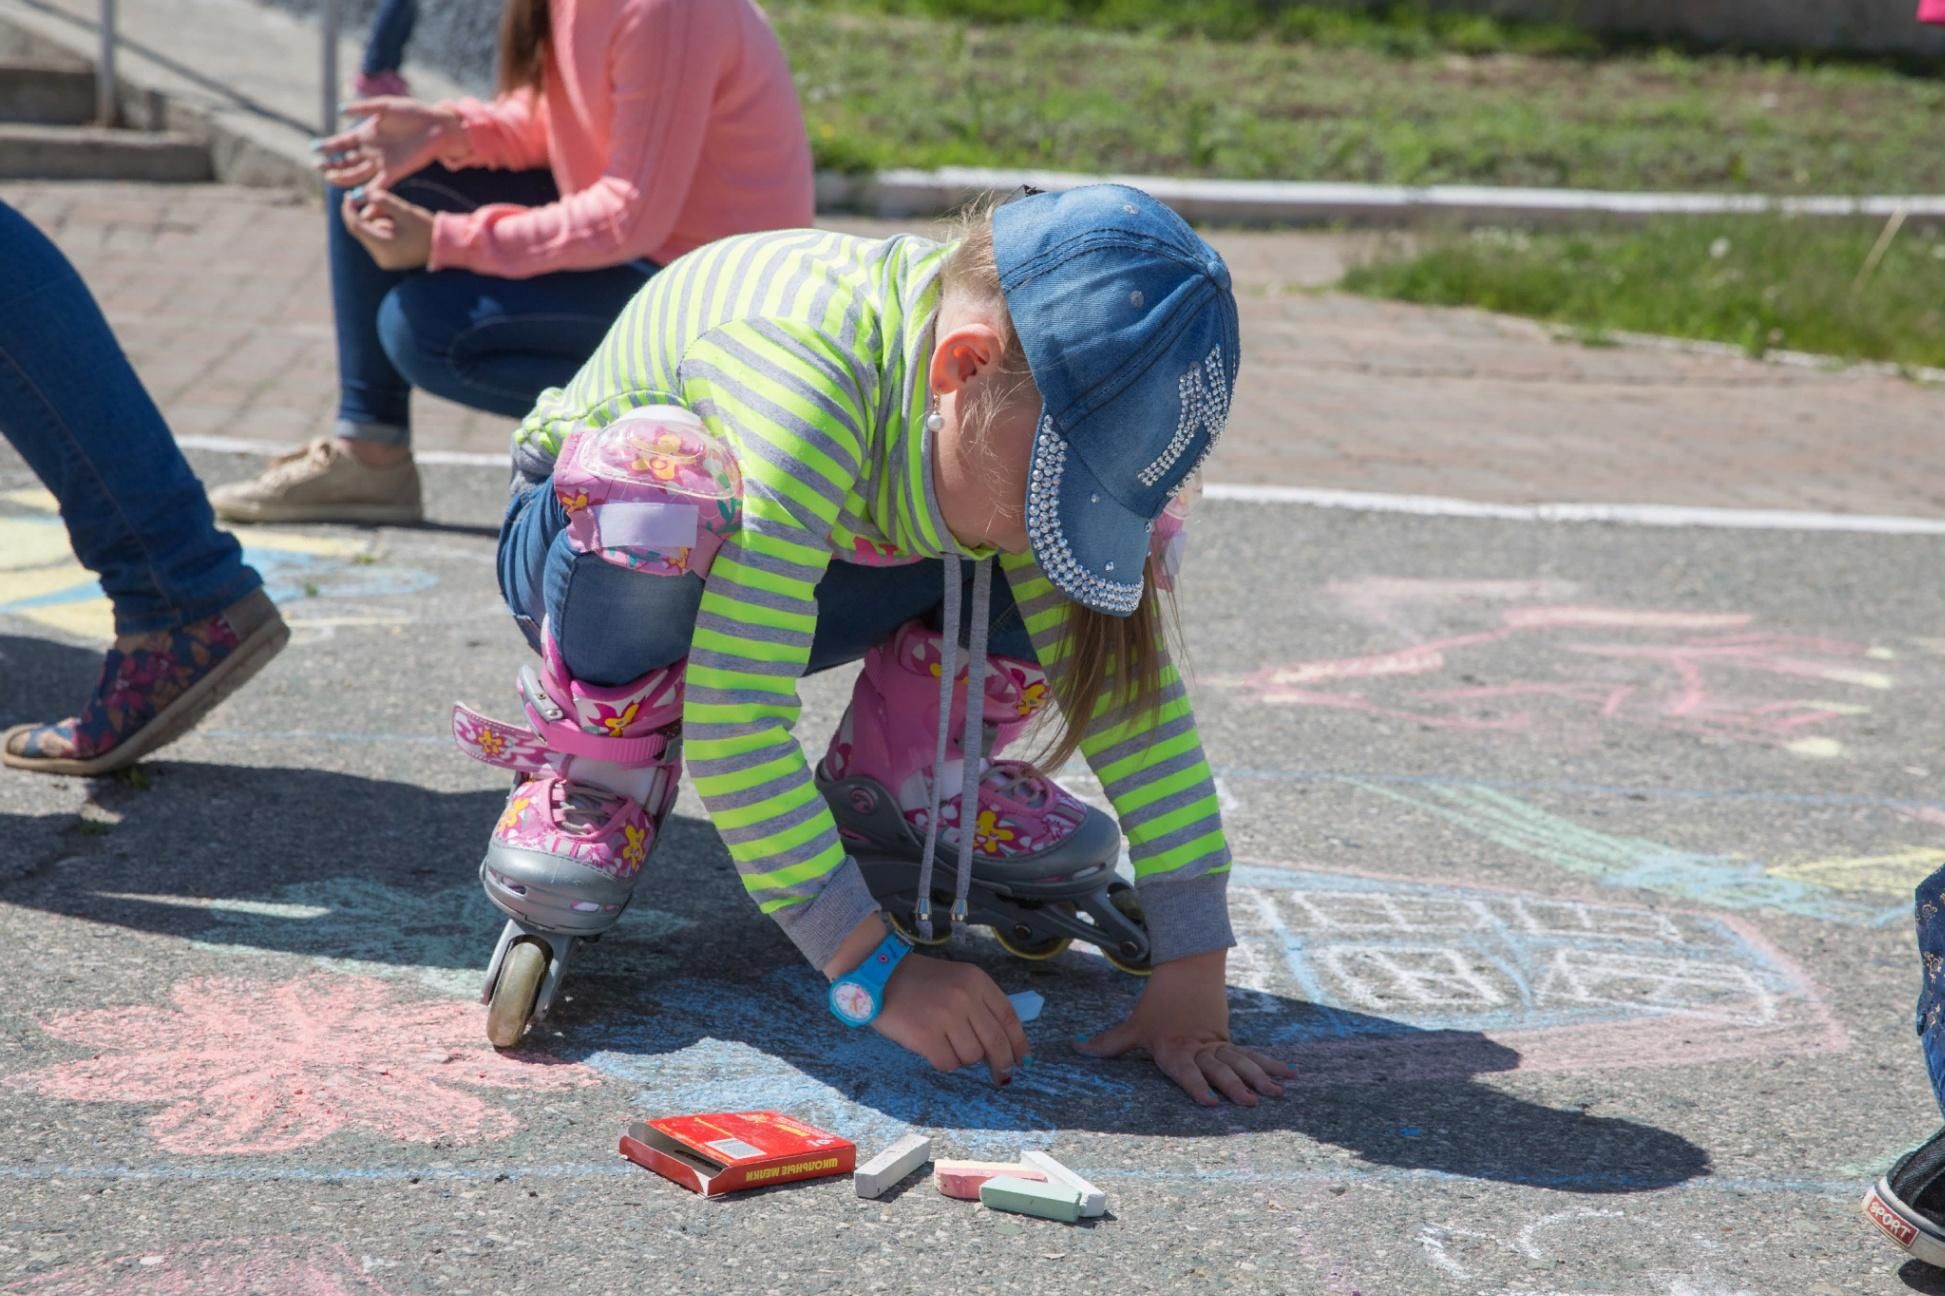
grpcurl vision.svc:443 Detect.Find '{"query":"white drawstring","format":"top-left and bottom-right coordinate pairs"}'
top-left (910, 555), bottom-right (993, 941)
top-left (913, 554), bottom-right (961, 940)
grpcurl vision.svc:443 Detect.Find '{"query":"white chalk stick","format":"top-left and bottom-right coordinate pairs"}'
top-left (854, 1133), bottom-right (932, 1199)
top-left (1018, 1149), bottom-right (1107, 1218)
top-left (1007, 990), bottom-right (1044, 1023)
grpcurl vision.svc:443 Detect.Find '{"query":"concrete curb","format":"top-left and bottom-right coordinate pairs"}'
top-left (817, 166), bottom-right (1945, 228)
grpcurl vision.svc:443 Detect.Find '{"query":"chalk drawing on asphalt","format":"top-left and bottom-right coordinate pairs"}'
top-left (1417, 1206), bottom-right (1756, 1296)
top-left (1223, 863), bottom-right (1845, 1077)
top-left (2, 1237), bottom-right (400, 1296)
top-left (6, 974), bottom-right (597, 1155)
top-left (1342, 778), bottom-right (1907, 926)
top-left (576, 966), bottom-right (1137, 1158)
top-left (0, 491), bottom-right (438, 641)
top-left (1220, 576), bottom-right (1912, 759)
top-left (139, 879), bottom-right (693, 996)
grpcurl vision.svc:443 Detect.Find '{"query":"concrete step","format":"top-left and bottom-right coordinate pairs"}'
top-left (0, 122), bottom-right (211, 181)
top-left (0, 59), bottom-right (96, 125)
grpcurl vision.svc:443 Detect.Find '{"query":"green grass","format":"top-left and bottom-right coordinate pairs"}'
top-left (825, 0), bottom-right (1601, 55)
top-left (773, 1), bottom-right (1945, 192)
top-left (1339, 217), bottom-right (1945, 368)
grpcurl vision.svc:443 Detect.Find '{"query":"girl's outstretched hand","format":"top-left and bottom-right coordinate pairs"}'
top-left (1075, 949), bottom-right (1292, 1106)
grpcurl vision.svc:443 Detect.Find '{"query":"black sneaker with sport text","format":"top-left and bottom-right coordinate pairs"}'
top-left (1864, 1126), bottom-right (1945, 1267)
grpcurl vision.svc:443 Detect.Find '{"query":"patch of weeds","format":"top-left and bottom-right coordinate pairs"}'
top-left (75, 819), bottom-right (112, 837)
top-left (351, 553), bottom-right (378, 567)
top-left (303, 582), bottom-right (320, 598)
top-left (114, 765), bottom-right (153, 791)
top-left (1341, 215), bottom-right (1945, 369)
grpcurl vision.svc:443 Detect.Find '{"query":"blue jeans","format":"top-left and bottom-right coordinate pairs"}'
top-left (331, 164), bottom-right (655, 444)
top-left (0, 202), bottom-right (260, 635)
top-left (1914, 864), bottom-right (1945, 1115)
top-left (360, 0), bottom-right (417, 77)
top-left (496, 484), bottom-right (1035, 685)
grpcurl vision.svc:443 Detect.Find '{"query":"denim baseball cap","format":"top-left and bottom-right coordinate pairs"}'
top-left (995, 183), bottom-right (1239, 615)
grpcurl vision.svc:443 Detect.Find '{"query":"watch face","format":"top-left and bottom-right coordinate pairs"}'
top-left (831, 980), bottom-right (877, 1024)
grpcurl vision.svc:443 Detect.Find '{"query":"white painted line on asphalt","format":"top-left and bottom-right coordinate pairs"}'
top-left (1202, 483), bottom-right (1945, 534)
top-left (178, 435), bottom-right (1945, 536)
top-left (179, 433), bottom-right (509, 468)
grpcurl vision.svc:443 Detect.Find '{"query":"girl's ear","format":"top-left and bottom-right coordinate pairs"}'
top-left (928, 322), bottom-right (1004, 396)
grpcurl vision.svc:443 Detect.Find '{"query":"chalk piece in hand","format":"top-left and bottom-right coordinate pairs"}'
top-left (979, 1175), bottom-right (1083, 1223)
top-left (1007, 990), bottom-right (1044, 1023)
top-left (854, 1132), bottom-right (932, 1199)
top-left (934, 1159), bottom-right (1047, 1200)
top-left (1018, 1149), bottom-right (1107, 1218)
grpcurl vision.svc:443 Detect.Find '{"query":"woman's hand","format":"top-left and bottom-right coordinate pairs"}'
top-left (342, 189), bottom-right (435, 271)
top-left (872, 952), bottom-right (1030, 1086)
top-left (315, 97), bottom-right (460, 189)
top-left (1076, 949), bottom-right (1292, 1106)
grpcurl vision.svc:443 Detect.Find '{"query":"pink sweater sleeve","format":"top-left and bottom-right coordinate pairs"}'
top-left (436, 89), bottom-right (551, 173)
top-left (429, 0), bottom-right (719, 278)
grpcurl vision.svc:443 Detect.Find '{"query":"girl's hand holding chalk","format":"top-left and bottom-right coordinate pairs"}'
top-left (1076, 949), bottom-right (1292, 1107)
top-left (342, 189), bottom-right (435, 270)
top-left (869, 952), bottom-right (1030, 1087)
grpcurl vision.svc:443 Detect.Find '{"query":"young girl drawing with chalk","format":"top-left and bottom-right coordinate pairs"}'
top-left (454, 183), bottom-right (1292, 1107)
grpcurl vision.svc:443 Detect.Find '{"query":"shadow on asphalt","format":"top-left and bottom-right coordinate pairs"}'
top-left (0, 635), bottom-right (1709, 1197)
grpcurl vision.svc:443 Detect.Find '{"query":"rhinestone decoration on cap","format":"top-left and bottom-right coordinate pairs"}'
top-left (1025, 416), bottom-right (1142, 615)
top-left (1137, 345), bottom-right (1229, 489)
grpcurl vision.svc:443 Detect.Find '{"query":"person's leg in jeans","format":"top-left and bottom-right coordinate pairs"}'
top-left (211, 165), bottom-right (650, 526)
top-left (0, 201), bottom-right (287, 774)
top-left (356, 0), bottom-right (418, 96)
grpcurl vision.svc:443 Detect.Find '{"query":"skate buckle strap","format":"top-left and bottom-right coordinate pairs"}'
top-left (516, 667), bottom-right (672, 765)
top-left (451, 703), bottom-right (553, 772)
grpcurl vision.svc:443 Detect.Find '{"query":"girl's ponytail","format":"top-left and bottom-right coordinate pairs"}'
top-left (497, 0), bottom-right (551, 95)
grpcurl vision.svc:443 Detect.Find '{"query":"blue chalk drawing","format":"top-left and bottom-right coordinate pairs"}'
top-left (576, 967), bottom-right (1135, 1156)
top-left (1225, 863), bottom-right (1823, 1047)
top-left (1342, 779), bottom-right (1906, 927)
top-left (179, 879), bottom-right (692, 995)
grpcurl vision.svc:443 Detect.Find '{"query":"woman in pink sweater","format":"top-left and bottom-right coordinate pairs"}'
top-left (211, 0), bottom-right (814, 525)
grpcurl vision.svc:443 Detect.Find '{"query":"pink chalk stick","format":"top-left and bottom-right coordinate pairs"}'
top-left (933, 1159), bottom-right (1047, 1200)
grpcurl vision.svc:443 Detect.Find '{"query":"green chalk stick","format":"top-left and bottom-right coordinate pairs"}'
top-left (979, 1174), bottom-right (1083, 1223)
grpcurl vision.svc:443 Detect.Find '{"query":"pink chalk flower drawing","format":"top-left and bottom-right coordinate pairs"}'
top-left (8, 974), bottom-right (597, 1155)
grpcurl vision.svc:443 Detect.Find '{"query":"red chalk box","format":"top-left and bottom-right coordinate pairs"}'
top-left (619, 1111), bottom-right (856, 1197)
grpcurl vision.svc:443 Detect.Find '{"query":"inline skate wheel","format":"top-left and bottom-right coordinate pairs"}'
top-left (887, 910), bottom-right (951, 947)
top-left (994, 927), bottom-right (1072, 961)
top-left (486, 937), bottom-right (549, 1047)
top-left (1103, 883), bottom-right (1152, 977)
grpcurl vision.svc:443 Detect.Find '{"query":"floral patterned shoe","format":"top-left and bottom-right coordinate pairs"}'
top-left (2, 589), bottom-right (289, 776)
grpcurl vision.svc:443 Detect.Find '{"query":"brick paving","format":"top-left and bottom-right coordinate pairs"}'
top-left (10, 179), bottom-right (1945, 516)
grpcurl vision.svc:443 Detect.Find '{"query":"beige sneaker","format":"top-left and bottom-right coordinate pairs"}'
top-left (209, 438), bottom-right (424, 524)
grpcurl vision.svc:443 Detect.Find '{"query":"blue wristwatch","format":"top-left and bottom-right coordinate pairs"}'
top-left (828, 927), bottom-right (912, 1028)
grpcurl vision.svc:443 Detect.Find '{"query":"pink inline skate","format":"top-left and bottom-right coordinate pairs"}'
top-left (816, 620), bottom-right (1150, 973)
top-left (452, 634), bottom-right (683, 1045)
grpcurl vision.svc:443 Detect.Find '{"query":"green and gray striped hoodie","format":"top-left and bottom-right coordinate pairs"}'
top-left (512, 229), bottom-right (1234, 971)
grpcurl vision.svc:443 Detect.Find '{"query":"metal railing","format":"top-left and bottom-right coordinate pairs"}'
top-left (320, 0), bottom-right (339, 136)
top-left (90, 0), bottom-right (344, 133)
top-left (95, 0), bottom-right (114, 125)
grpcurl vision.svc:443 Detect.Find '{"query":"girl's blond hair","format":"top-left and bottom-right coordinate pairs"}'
top-left (939, 199), bottom-right (1177, 772)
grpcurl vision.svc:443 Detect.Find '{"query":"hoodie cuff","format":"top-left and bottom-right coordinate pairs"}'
top-left (770, 857), bottom-right (882, 972)
top-left (1141, 871), bottom-right (1236, 965)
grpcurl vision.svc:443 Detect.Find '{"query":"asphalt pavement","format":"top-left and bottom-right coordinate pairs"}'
top-left (3, 444), bottom-right (1943, 1295)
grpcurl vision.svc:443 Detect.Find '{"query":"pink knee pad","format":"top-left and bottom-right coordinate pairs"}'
top-left (553, 406), bottom-right (742, 578)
